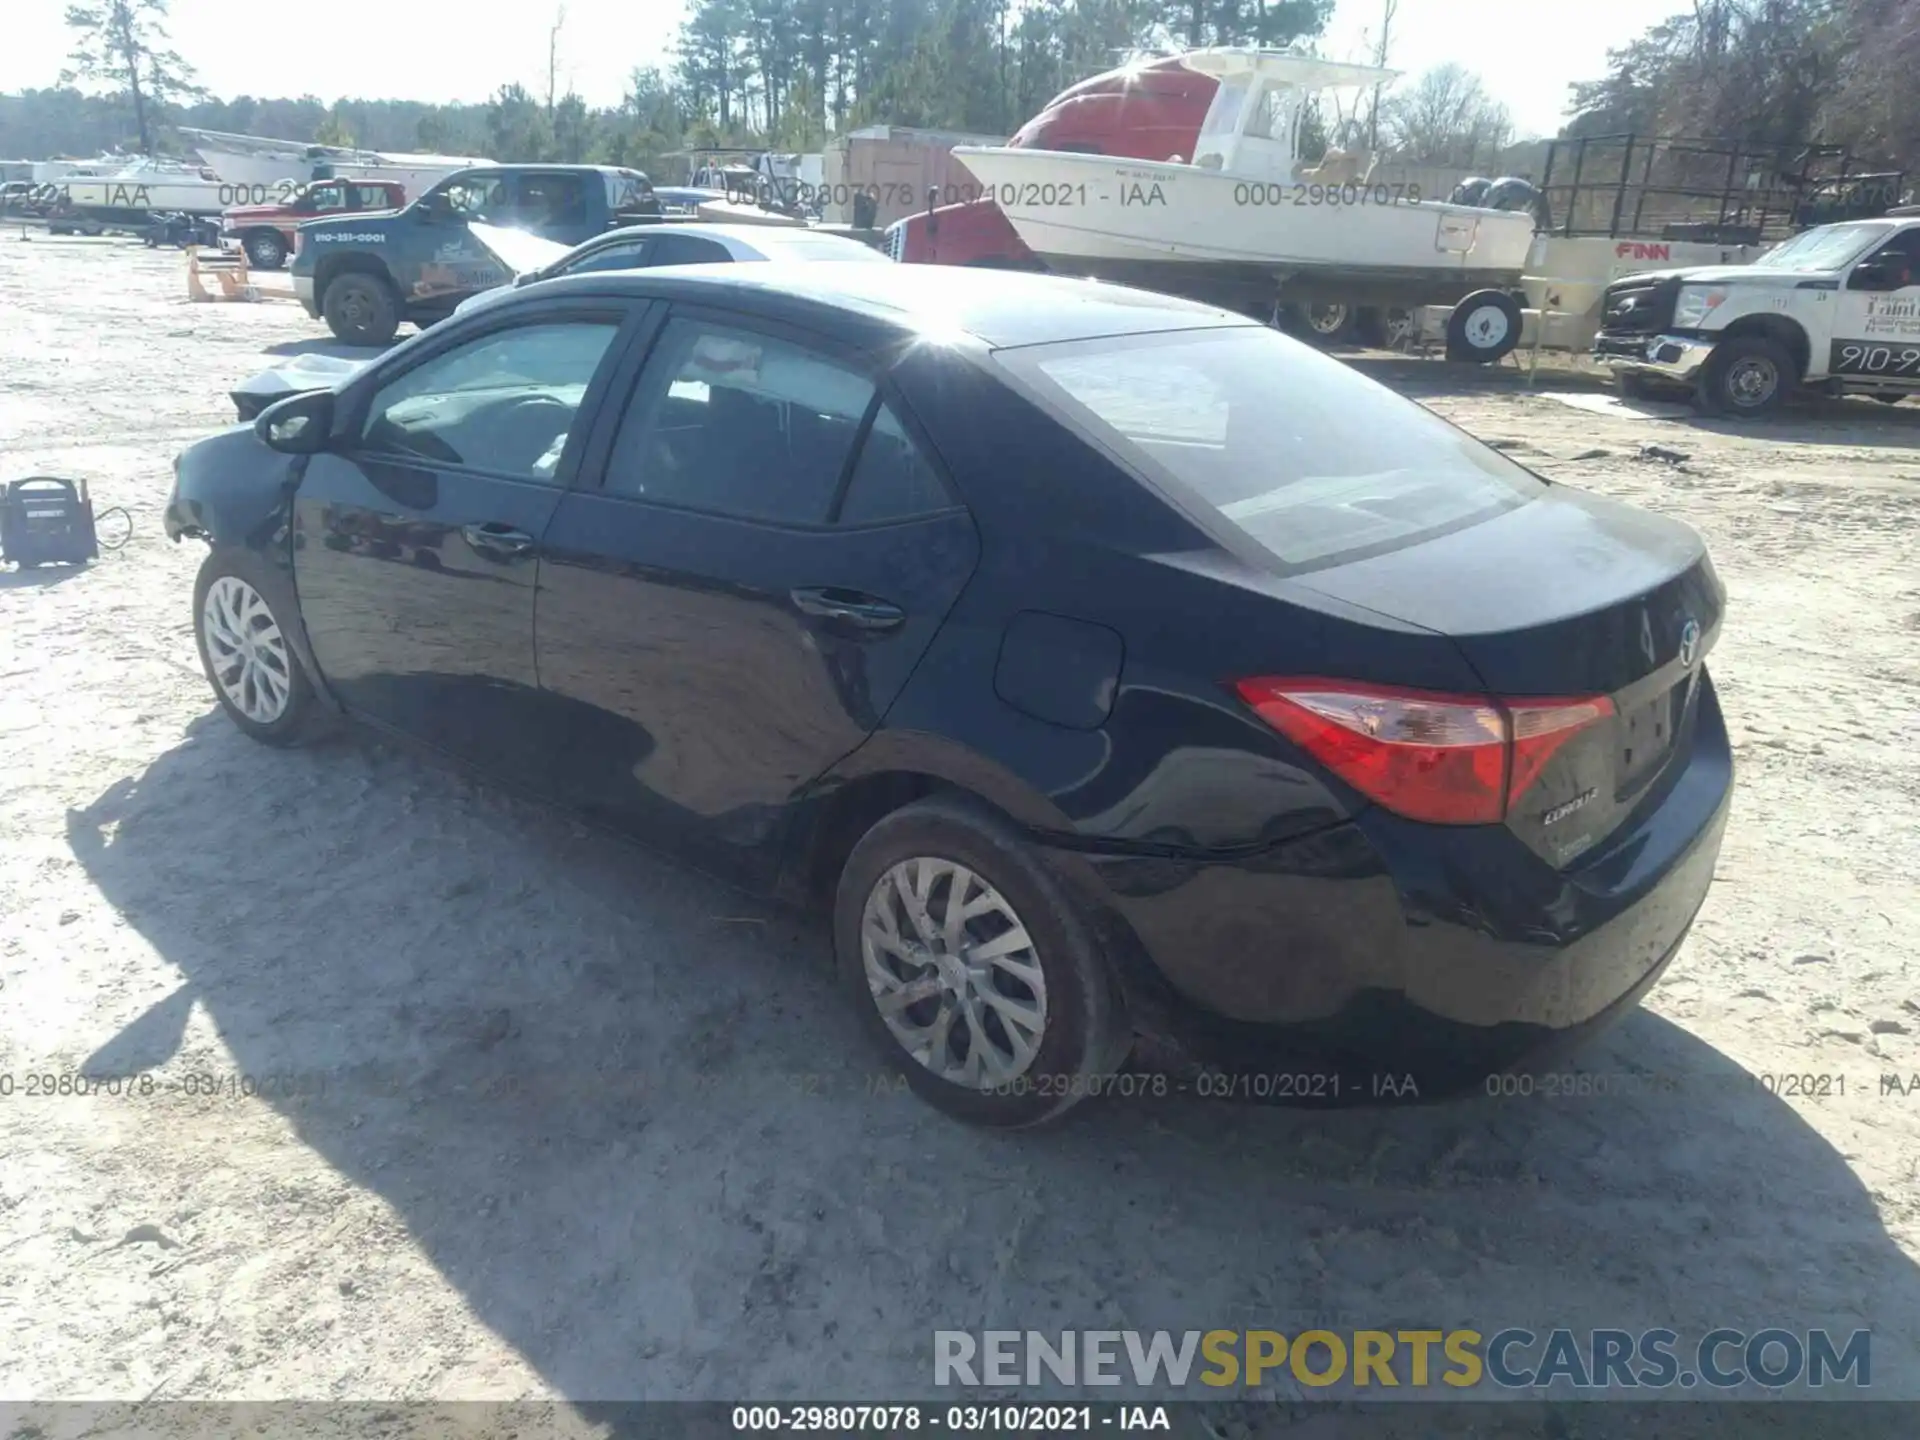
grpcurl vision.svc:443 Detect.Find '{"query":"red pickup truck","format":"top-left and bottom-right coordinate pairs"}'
top-left (219, 178), bottom-right (408, 271)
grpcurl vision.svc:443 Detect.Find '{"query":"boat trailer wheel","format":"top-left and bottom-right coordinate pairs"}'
top-left (1446, 289), bottom-right (1524, 364)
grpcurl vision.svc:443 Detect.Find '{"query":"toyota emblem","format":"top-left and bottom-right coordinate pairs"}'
top-left (1677, 618), bottom-right (1701, 668)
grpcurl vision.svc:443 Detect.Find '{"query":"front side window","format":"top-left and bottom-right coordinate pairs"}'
top-left (308, 182), bottom-right (349, 212)
top-left (436, 175), bottom-right (513, 222)
top-left (605, 319), bottom-right (875, 522)
top-left (994, 325), bottom-right (1545, 573)
top-left (359, 320), bottom-right (620, 481)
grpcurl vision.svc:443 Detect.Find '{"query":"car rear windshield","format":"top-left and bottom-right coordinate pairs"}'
top-left (992, 325), bottom-right (1546, 572)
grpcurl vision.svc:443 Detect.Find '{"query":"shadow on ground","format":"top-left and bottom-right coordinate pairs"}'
top-left (63, 712), bottom-right (1920, 1411)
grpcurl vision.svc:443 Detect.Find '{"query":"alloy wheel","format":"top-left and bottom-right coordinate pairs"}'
top-left (202, 574), bottom-right (293, 725)
top-left (860, 857), bottom-right (1049, 1090)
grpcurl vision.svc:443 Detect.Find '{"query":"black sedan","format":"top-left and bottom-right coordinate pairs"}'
top-left (165, 264), bottom-right (1732, 1127)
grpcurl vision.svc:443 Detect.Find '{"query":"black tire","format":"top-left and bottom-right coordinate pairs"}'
top-left (1695, 334), bottom-right (1794, 419)
top-left (1871, 391), bottom-right (1905, 406)
top-left (834, 795), bottom-right (1130, 1128)
top-left (191, 547), bottom-right (326, 747)
top-left (321, 271), bottom-right (401, 347)
top-left (243, 229), bottom-right (287, 270)
top-left (1293, 300), bottom-right (1359, 347)
top-left (1445, 289), bottom-right (1524, 363)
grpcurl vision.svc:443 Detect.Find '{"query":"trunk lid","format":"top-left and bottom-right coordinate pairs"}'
top-left (1294, 487), bottom-right (1725, 865)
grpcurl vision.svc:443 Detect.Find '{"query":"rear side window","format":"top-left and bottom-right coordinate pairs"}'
top-left (518, 173), bottom-right (590, 228)
top-left (652, 234), bottom-right (733, 265)
top-left (562, 239), bottom-right (652, 276)
top-left (838, 405), bottom-right (952, 524)
top-left (993, 326), bottom-right (1545, 572)
top-left (606, 319), bottom-right (875, 523)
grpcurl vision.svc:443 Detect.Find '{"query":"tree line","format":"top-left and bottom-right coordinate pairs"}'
top-left (1, 0), bottom-right (1911, 189)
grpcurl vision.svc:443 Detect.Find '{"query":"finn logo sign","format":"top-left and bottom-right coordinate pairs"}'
top-left (1616, 241), bottom-right (1672, 260)
top-left (1678, 618), bottom-right (1701, 668)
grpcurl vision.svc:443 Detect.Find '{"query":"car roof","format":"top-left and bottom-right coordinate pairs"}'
top-left (523, 263), bottom-right (1257, 349)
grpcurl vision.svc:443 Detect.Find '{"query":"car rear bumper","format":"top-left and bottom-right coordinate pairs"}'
top-left (1593, 332), bottom-right (1716, 382)
top-left (1069, 677), bottom-right (1734, 1102)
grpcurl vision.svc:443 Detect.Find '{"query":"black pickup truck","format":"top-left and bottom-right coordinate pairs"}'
top-left (289, 164), bottom-right (663, 345)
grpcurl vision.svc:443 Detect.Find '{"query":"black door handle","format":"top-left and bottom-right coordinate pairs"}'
top-left (789, 586), bottom-right (906, 632)
top-left (462, 523), bottom-right (535, 558)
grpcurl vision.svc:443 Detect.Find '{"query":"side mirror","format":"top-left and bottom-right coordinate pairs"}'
top-left (254, 389), bottom-right (336, 455)
top-left (1851, 258), bottom-right (1905, 291)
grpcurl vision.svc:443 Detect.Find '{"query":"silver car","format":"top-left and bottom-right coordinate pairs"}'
top-left (452, 221), bottom-right (892, 317)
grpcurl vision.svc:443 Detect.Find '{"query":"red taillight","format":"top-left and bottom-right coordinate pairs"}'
top-left (1232, 677), bottom-right (1614, 826)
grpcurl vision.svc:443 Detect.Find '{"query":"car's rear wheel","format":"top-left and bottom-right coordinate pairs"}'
top-left (835, 796), bottom-right (1129, 1128)
top-left (192, 549), bottom-right (323, 746)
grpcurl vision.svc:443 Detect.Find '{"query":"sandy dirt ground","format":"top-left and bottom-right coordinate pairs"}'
top-left (2, 234), bottom-right (1918, 1433)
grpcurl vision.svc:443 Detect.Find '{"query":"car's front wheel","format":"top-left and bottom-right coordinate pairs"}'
top-left (192, 549), bottom-right (324, 746)
top-left (1696, 334), bottom-right (1793, 419)
top-left (321, 272), bottom-right (401, 347)
top-left (243, 229), bottom-right (288, 270)
top-left (835, 796), bottom-right (1129, 1128)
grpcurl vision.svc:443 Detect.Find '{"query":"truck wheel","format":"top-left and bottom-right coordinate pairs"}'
top-left (1696, 335), bottom-right (1792, 419)
top-left (1293, 301), bottom-right (1359, 346)
top-left (1446, 289), bottom-right (1523, 363)
top-left (243, 230), bottom-right (287, 270)
top-left (322, 273), bottom-right (401, 347)
top-left (1871, 392), bottom-right (1905, 406)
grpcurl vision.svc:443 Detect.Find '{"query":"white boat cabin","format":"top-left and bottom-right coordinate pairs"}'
top-left (1179, 49), bottom-right (1400, 184)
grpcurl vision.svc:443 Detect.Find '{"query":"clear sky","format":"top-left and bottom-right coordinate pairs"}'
top-left (2, 0), bottom-right (1686, 140)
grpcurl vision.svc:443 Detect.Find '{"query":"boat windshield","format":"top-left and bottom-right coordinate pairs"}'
top-left (1755, 222), bottom-right (1892, 273)
top-left (993, 325), bottom-right (1544, 574)
top-left (1197, 80), bottom-right (1249, 149)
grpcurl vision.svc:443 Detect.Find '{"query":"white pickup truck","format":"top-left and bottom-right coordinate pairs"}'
top-left (1593, 213), bottom-right (1920, 417)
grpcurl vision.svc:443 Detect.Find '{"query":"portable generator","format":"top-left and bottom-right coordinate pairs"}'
top-left (0, 477), bottom-right (100, 569)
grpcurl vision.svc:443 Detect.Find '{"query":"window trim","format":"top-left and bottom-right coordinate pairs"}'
top-left (334, 299), bottom-right (649, 489)
top-left (576, 301), bottom-right (965, 532)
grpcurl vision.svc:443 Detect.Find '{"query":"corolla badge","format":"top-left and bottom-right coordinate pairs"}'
top-left (1678, 617), bottom-right (1701, 668)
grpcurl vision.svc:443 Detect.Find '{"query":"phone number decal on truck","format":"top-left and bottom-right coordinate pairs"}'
top-left (310, 232), bottom-right (389, 243)
top-left (1830, 340), bottom-right (1920, 376)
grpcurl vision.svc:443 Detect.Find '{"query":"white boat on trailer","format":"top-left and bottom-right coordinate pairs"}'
top-left (949, 48), bottom-right (1536, 319)
top-left (178, 127), bottom-right (489, 205)
top-left (45, 155), bottom-right (231, 228)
